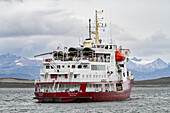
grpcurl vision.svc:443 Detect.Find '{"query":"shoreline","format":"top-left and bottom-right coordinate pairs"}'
top-left (1, 78), bottom-right (170, 88)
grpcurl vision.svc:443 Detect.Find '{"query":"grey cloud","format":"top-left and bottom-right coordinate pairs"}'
top-left (0, 1), bottom-right (86, 38)
top-left (0, 35), bottom-right (79, 57)
top-left (129, 31), bottom-right (170, 58)
top-left (110, 24), bottom-right (136, 41)
top-left (0, 0), bottom-right (23, 2)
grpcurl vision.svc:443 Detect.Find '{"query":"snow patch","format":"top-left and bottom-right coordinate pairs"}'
top-left (16, 63), bottom-right (24, 66)
top-left (131, 59), bottom-right (155, 65)
top-left (28, 57), bottom-right (43, 61)
top-left (15, 60), bottom-right (19, 63)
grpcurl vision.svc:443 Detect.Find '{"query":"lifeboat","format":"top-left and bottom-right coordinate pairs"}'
top-left (115, 51), bottom-right (125, 62)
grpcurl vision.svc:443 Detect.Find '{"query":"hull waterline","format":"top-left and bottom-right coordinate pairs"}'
top-left (34, 79), bottom-right (133, 103)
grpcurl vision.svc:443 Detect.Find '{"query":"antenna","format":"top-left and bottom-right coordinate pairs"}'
top-left (89, 19), bottom-right (91, 39)
top-left (110, 9), bottom-right (112, 43)
top-left (79, 37), bottom-right (80, 46)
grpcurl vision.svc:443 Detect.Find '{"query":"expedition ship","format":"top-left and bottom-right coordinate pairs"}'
top-left (33, 10), bottom-right (134, 102)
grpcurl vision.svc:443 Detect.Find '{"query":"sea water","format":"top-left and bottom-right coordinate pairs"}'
top-left (0, 87), bottom-right (169, 113)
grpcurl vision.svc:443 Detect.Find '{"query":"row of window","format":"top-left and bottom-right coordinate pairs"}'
top-left (93, 45), bottom-right (114, 49)
top-left (87, 84), bottom-right (102, 88)
top-left (82, 74), bottom-right (106, 78)
top-left (46, 64), bottom-right (89, 69)
top-left (91, 65), bottom-right (105, 70)
top-left (46, 65), bottom-right (105, 71)
top-left (49, 74), bottom-right (107, 79)
top-left (50, 74), bottom-right (78, 79)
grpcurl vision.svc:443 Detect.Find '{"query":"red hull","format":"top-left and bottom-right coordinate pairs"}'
top-left (34, 79), bottom-right (133, 103)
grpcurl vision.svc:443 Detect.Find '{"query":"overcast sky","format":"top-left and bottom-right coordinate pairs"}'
top-left (0, 0), bottom-right (170, 63)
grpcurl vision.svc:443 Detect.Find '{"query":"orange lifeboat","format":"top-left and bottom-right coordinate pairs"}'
top-left (115, 51), bottom-right (125, 62)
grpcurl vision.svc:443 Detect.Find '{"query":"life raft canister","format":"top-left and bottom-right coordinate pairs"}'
top-left (115, 51), bottom-right (125, 62)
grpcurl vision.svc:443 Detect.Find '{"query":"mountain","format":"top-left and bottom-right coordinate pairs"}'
top-left (127, 57), bottom-right (170, 80)
top-left (0, 53), bottom-right (42, 80)
top-left (131, 57), bottom-right (142, 62)
top-left (0, 73), bottom-right (35, 80)
top-left (127, 57), bottom-right (168, 72)
top-left (0, 53), bottom-right (170, 80)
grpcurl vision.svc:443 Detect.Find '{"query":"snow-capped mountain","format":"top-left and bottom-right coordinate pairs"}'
top-left (0, 53), bottom-right (42, 68)
top-left (127, 57), bottom-right (168, 72)
top-left (0, 54), bottom-right (170, 80)
top-left (127, 57), bottom-right (170, 80)
top-left (0, 53), bottom-right (42, 79)
top-left (168, 63), bottom-right (170, 66)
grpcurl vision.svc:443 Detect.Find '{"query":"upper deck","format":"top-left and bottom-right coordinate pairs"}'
top-left (34, 10), bottom-right (133, 84)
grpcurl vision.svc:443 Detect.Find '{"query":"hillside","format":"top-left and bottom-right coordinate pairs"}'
top-left (0, 78), bottom-right (34, 88)
top-left (134, 77), bottom-right (170, 87)
top-left (0, 53), bottom-right (42, 79)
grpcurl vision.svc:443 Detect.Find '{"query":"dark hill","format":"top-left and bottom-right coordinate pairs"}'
top-left (134, 77), bottom-right (170, 87)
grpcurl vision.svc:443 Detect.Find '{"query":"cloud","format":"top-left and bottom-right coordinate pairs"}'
top-left (111, 24), bottom-right (136, 41)
top-left (129, 31), bottom-right (170, 59)
top-left (0, 0), bottom-right (170, 63)
top-left (0, 35), bottom-right (81, 57)
top-left (0, 0), bottom-right (86, 38)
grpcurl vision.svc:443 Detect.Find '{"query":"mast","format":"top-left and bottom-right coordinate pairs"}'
top-left (92, 10), bottom-right (106, 45)
top-left (94, 10), bottom-right (99, 44)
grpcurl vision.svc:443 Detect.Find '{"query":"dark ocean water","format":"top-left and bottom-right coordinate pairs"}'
top-left (0, 87), bottom-right (169, 113)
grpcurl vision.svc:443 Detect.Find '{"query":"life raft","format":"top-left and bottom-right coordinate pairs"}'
top-left (115, 51), bottom-right (125, 62)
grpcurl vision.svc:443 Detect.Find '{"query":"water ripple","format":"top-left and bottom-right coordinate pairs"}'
top-left (0, 87), bottom-right (170, 113)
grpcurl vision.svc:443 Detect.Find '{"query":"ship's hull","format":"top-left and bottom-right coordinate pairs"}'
top-left (34, 79), bottom-right (133, 103)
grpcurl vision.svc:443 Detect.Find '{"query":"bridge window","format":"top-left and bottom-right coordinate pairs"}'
top-left (46, 65), bottom-right (50, 69)
top-left (72, 65), bottom-right (75, 68)
top-left (78, 65), bottom-right (82, 69)
top-left (105, 45), bottom-right (108, 49)
top-left (109, 45), bottom-right (112, 49)
top-left (91, 65), bottom-right (105, 70)
top-left (74, 74), bottom-right (77, 78)
top-left (83, 65), bottom-right (89, 69)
